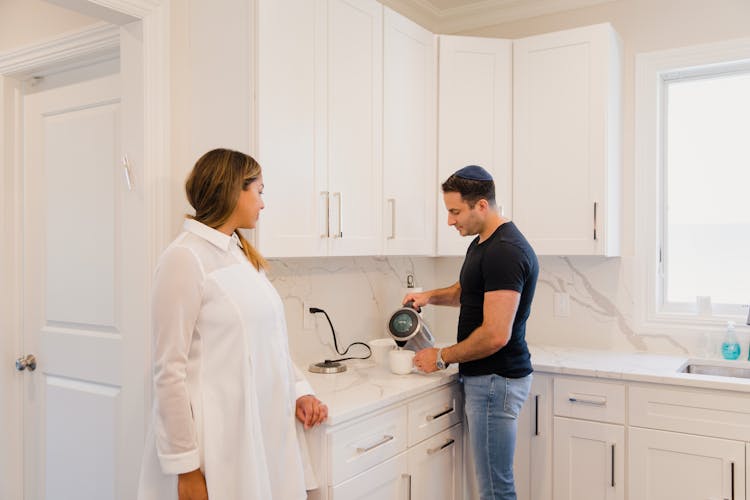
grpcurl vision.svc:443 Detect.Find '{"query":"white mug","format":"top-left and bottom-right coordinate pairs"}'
top-left (369, 338), bottom-right (396, 366)
top-left (389, 348), bottom-right (415, 375)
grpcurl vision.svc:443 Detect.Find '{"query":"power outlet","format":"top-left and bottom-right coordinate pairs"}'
top-left (303, 301), bottom-right (315, 330)
top-left (554, 292), bottom-right (571, 317)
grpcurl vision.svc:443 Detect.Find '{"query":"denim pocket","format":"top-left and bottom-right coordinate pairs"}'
top-left (502, 374), bottom-right (532, 417)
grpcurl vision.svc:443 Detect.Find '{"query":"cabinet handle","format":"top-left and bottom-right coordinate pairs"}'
top-left (122, 154), bottom-right (134, 191)
top-left (610, 444), bottom-right (615, 487)
top-left (731, 461), bottom-right (735, 500)
top-left (387, 198), bottom-right (396, 239)
top-left (568, 394), bottom-right (606, 406)
top-left (332, 192), bottom-right (343, 238)
top-left (427, 438), bottom-right (456, 455)
top-left (426, 407), bottom-right (454, 421)
top-left (320, 191), bottom-right (330, 238)
top-left (534, 394), bottom-right (540, 436)
top-left (593, 202), bottom-right (598, 240)
top-left (402, 473), bottom-right (412, 500)
top-left (356, 434), bottom-right (394, 454)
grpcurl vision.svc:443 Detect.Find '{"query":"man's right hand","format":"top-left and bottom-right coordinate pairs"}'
top-left (402, 291), bottom-right (431, 310)
top-left (178, 469), bottom-right (208, 500)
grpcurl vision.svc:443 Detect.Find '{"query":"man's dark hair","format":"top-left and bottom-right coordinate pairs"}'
top-left (441, 174), bottom-right (496, 208)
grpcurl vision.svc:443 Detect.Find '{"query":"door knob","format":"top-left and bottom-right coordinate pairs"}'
top-left (16, 354), bottom-right (37, 372)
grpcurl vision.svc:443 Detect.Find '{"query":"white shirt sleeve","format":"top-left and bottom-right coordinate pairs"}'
top-left (150, 244), bottom-right (204, 475)
top-left (293, 363), bottom-right (315, 399)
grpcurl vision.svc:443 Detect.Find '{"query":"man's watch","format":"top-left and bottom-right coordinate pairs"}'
top-left (436, 348), bottom-right (450, 370)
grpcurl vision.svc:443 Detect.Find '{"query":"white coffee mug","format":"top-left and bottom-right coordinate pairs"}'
top-left (389, 348), bottom-right (415, 375)
top-left (369, 338), bottom-right (396, 366)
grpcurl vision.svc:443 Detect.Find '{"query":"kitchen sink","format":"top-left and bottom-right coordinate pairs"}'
top-left (678, 359), bottom-right (750, 379)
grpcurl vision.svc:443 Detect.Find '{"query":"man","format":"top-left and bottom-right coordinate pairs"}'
top-left (405, 165), bottom-right (538, 500)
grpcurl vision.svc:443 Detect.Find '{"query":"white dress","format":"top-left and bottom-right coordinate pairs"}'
top-left (137, 219), bottom-right (316, 500)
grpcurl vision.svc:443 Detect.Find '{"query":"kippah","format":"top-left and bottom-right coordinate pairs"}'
top-left (453, 165), bottom-right (493, 181)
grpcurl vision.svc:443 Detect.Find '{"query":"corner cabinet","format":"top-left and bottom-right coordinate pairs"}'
top-left (512, 23), bottom-right (622, 256)
top-left (436, 35), bottom-right (512, 256)
top-left (256, 0), bottom-right (382, 257)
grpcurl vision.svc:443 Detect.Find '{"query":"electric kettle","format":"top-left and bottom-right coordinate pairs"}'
top-left (387, 301), bottom-right (435, 352)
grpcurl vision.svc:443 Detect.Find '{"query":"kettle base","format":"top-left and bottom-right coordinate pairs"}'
top-left (309, 360), bottom-right (347, 374)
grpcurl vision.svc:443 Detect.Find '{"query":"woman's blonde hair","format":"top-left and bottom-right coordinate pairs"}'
top-left (185, 148), bottom-right (267, 271)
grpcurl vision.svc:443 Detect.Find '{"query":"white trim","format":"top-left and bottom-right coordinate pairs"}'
top-left (634, 37), bottom-right (750, 336)
top-left (0, 23), bottom-right (119, 78)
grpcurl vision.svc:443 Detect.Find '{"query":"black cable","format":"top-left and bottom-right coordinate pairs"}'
top-left (309, 307), bottom-right (372, 362)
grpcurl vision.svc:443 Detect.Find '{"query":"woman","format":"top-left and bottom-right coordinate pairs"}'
top-left (138, 149), bottom-right (327, 500)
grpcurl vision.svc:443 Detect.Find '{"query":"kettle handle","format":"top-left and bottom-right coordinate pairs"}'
top-left (404, 300), bottom-right (421, 313)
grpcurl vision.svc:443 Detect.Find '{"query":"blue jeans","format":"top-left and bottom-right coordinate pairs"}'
top-left (462, 373), bottom-right (532, 500)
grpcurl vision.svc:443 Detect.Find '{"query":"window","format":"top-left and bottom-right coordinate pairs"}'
top-left (636, 39), bottom-right (750, 332)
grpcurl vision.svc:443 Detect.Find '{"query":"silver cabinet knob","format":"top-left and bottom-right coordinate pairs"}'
top-left (16, 354), bottom-right (37, 372)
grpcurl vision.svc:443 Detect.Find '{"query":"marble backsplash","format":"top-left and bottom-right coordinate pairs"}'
top-left (268, 255), bottom-right (749, 370)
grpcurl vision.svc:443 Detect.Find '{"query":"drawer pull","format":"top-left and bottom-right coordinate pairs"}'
top-left (426, 407), bottom-right (454, 421)
top-left (568, 394), bottom-right (606, 407)
top-left (356, 434), bottom-right (394, 454)
top-left (427, 438), bottom-right (456, 455)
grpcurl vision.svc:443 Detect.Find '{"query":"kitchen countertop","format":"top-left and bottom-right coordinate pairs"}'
top-left (306, 345), bottom-right (750, 427)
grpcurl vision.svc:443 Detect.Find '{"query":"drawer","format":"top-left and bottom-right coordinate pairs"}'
top-left (553, 376), bottom-right (625, 424)
top-left (407, 383), bottom-right (463, 446)
top-left (630, 383), bottom-right (750, 441)
top-left (328, 405), bottom-right (408, 485)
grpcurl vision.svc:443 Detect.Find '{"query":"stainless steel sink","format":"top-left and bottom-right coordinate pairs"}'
top-left (678, 359), bottom-right (750, 379)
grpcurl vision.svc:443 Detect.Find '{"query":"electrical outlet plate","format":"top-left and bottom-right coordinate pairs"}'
top-left (303, 301), bottom-right (315, 329)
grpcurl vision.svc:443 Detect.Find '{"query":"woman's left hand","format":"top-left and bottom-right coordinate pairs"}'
top-left (295, 395), bottom-right (328, 429)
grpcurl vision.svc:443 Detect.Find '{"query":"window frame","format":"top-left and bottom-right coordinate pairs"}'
top-left (634, 38), bottom-right (750, 335)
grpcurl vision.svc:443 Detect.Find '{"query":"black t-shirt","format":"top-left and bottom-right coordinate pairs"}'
top-left (457, 221), bottom-right (538, 378)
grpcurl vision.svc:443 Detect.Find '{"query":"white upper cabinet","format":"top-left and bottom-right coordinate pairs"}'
top-left (383, 9), bottom-right (437, 255)
top-left (437, 35), bottom-right (512, 256)
top-left (512, 23), bottom-right (621, 256)
top-left (256, 0), bottom-right (382, 257)
top-left (326, 0), bottom-right (383, 256)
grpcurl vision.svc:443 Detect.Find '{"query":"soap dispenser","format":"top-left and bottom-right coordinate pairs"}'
top-left (721, 321), bottom-right (740, 360)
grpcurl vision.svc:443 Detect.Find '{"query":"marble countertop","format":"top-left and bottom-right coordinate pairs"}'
top-left (306, 345), bottom-right (750, 426)
top-left (305, 359), bottom-right (458, 426)
top-left (529, 344), bottom-right (750, 393)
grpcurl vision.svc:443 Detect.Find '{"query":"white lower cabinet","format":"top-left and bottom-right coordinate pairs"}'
top-left (553, 417), bottom-right (625, 500)
top-left (310, 383), bottom-right (463, 500)
top-left (514, 373), bottom-right (553, 500)
top-left (629, 427), bottom-right (745, 500)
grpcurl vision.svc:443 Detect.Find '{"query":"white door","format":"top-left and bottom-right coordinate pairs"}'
top-left (553, 416), bottom-right (624, 500)
top-left (22, 59), bottom-right (146, 500)
top-left (382, 7), bottom-right (436, 256)
top-left (408, 424), bottom-right (463, 500)
top-left (629, 427), bottom-right (745, 500)
top-left (514, 374), bottom-right (552, 500)
top-left (437, 35), bottom-right (512, 256)
top-left (326, 0), bottom-right (383, 256)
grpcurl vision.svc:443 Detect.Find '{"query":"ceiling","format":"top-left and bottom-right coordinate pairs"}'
top-left (381, 0), bottom-right (615, 33)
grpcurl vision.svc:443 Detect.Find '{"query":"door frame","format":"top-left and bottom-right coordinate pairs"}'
top-left (0, 2), bottom-right (170, 498)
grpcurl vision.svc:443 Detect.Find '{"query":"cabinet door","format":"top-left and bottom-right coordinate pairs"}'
top-left (257, 0), bottom-right (328, 257)
top-left (330, 452), bottom-right (408, 500)
top-left (383, 8), bottom-right (436, 255)
top-left (513, 23), bottom-right (621, 256)
top-left (327, 0), bottom-right (383, 256)
top-left (629, 427), bottom-right (745, 500)
top-left (553, 416), bottom-right (624, 500)
top-left (515, 374), bottom-right (552, 500)
top-left (409, 424), bottom-right (463, 500)
top-left (437, 35), bottom-right (512, 256)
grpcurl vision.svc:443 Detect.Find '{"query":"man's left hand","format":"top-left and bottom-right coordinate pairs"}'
top-left (296, 395), bottom-right (328, 429)
top-left (414, 348), bottom-right (439, 373)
